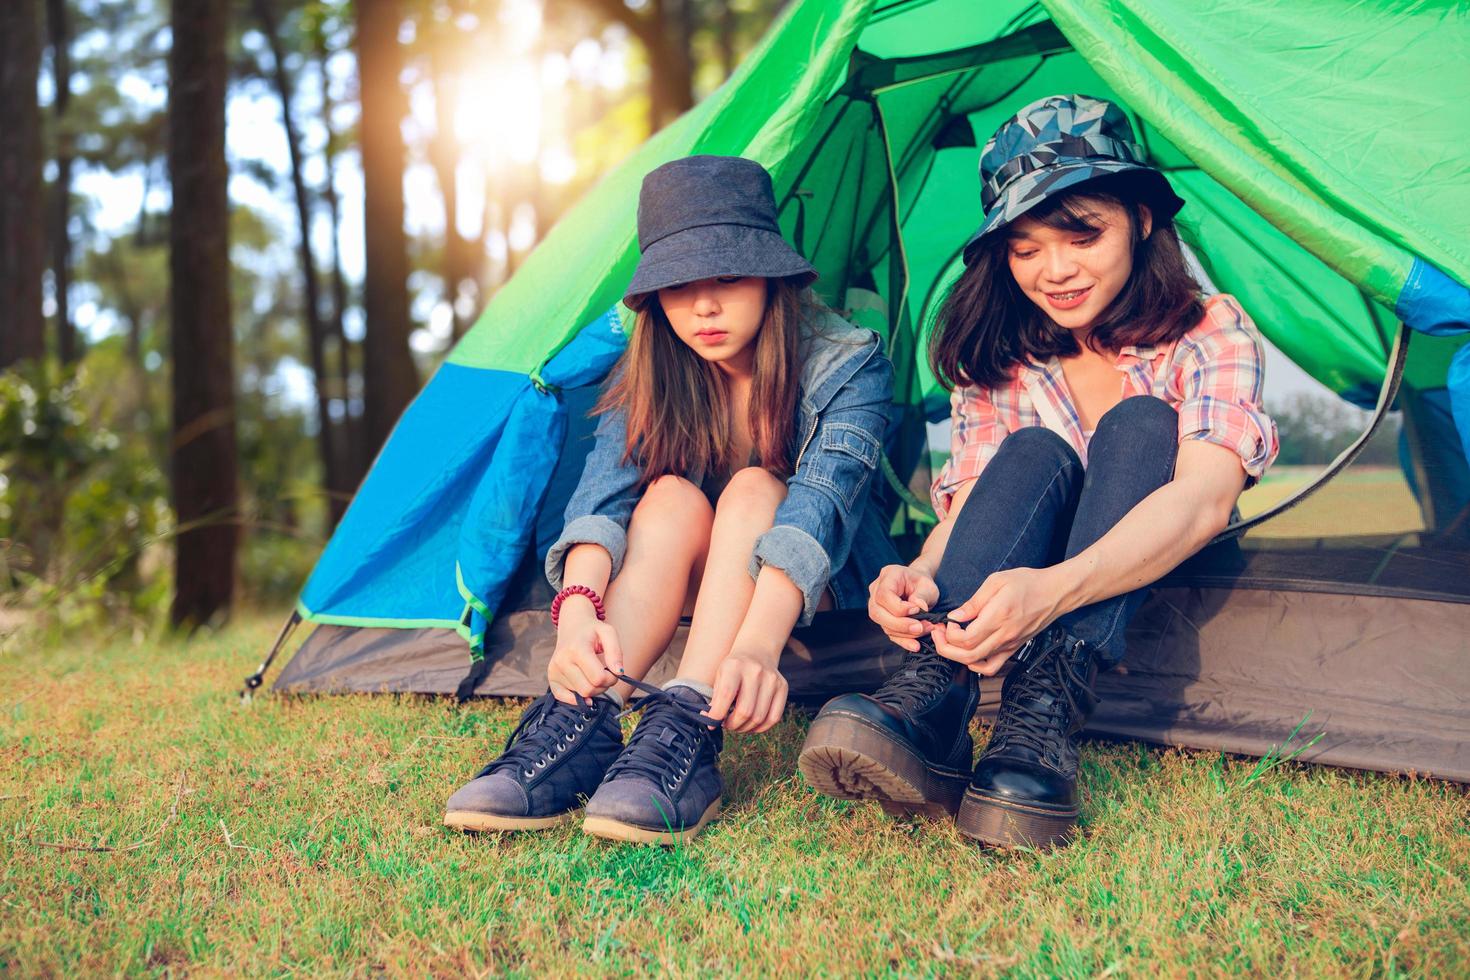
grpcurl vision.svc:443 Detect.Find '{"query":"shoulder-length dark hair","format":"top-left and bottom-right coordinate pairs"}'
top-left (930, 174), bottom-right (1205, 391)
top-left (597, 277), bottom-right (818, 484)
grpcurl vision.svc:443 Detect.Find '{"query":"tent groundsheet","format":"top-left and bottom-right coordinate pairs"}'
top-left (278, 585), bottom-right (1470, 782)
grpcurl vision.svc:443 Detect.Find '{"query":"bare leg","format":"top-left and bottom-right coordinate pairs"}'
top-left (602, 475), bottom-right (713, 701)
top-left (671, 467), bottom-right (787, 685)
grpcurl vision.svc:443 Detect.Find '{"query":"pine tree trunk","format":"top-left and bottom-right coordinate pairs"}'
top-left (253, 0), bottom-right (346, 528)
top-left (168, 0), bottom-right (238, 628)
top-left (716, 0), bottom-right (736, 81)
top-left (648, 0), bottom-right (695, 131)
top-left (429, 49), bottom-right (471, 340)
top-left (575, 0), bottom-right (694, 135)
top-left (356, 0), bottom-right (418, 457)
top-left (313, 22), bottom-right (364, 490)
top-left (46, 0), bottom-right (77, 364)
top-left (0, 0), bottom-right (46, 367)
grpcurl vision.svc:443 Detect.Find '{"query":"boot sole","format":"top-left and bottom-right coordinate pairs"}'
top-left (444, 808), bottom-right (580, 833)
top-left (956, 789), bottom-right (1078, 849)
top-left (582, 797), bottom-right (721, 846)
top-left (798, 711), bottom-right (968, 819)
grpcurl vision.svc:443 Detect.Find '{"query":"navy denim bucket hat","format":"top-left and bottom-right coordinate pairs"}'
top-left (623, 155), bottom-right (817, 310)
top-left (962, 94), bottom-right (1185, 264)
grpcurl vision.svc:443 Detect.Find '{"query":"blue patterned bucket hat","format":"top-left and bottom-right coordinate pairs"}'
top-left (624, 155), bottom-right (817, 310)
top-left (962, 94), bottom-right (1185, 264)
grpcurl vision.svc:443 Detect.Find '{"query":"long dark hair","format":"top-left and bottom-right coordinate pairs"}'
top-left (930, 174), bottom-right (1205, 390)
top-left (598, 277), bottom-right (817, 484)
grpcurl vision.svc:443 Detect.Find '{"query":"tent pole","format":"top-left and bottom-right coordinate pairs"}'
top-left (1213, 322), bottom-right (1411, 543)
top-left (240, 609), bottom-right (302, 703)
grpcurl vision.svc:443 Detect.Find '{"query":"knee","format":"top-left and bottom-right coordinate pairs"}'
top-left (714, 466), bottom-right (787, 521)
top-left (635, 475), bottom-right (713, 530)
top-left (994, 425), bottom-right (1081, 474)
top-left (1094, 396), bottom-right (1177, 448)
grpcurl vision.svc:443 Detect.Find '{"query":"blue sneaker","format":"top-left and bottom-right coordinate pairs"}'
top-left (444, 691), bottom-right (623, 832)
top-left (582, 682), bottom-right (723, 845)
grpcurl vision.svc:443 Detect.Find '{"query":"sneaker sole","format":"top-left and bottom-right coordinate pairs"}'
top-left (956, 789), bottom-right (1078, 849)
top-left (798, 710), bottom-right (968, 819)
top-left (443, 808), bottom-right (580, 833)
top-left (581, 797), bottom-right (722, 846)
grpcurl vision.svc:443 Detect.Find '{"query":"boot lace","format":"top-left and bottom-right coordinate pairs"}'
top-left (873, 635), bottom-right (954, 714)
top-left (988, 631), bottom-right (1096, 761)
top-left (483, 692), bottom-right (600, 780)
top-left (604, 676), bottom-right (720, 794)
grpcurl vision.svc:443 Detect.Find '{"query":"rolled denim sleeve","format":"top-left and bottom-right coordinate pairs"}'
top-left (751, 345), bottom-right (894, 624)
top-left (544, 400), bottom-right (644, 590)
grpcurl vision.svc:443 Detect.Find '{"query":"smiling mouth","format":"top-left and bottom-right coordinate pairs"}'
top-left (1046, 287), bottom-right (1091, 301)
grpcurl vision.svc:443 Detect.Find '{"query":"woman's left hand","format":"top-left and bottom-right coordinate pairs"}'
top-left (707, 650), bottom-right (789, 734)
top-left (928, 567), bottom-right (1067, 675)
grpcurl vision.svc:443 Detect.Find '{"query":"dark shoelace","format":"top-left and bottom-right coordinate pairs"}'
top-left (987, 633), bottom-right (1096, 758)
top-left (602, 673), bottom-right (719, 791)
top-left (607, 671), bottom-right (721, 728)
top-left (879, 608), bottom-right (1050, 715)
top-left (482, 691), bottom-right (601, 780)
top-left (873, 635), bottom-right (957, 714)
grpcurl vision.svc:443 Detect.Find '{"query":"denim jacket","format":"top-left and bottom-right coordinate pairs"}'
top-left (545, 311), bottom-right (899, 624)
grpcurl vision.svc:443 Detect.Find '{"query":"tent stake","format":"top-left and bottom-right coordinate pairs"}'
top-left (240, 610), bottom-right (302, 703)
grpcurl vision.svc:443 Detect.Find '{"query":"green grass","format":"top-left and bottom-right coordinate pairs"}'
top-left (3, 615), bottom-right (1467, 976)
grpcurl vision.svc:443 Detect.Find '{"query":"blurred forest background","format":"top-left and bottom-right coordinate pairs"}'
top-left (0, 0), bottom-right (1390, 638)
top-left (0, 0), bottom-right (789, 634)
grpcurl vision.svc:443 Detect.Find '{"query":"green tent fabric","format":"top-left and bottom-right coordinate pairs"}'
top-left (448, 0), bottom-right (1467, 406)
top-left (1048, 0), bottom-right (1470, 299)
top-left (268, 0), bottom-right (1470, 782)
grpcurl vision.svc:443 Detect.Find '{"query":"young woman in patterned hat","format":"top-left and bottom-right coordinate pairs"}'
top-left (801, 94), bottom-right (1278, 849)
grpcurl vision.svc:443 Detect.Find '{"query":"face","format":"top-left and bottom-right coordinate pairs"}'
top-left (656, 276), bottom-right (768, 370)
top-left (1005, 199), bottom-right (1151, 336)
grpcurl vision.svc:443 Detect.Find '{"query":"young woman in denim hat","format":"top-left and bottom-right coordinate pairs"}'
top-left (801, 94), bottom-right (1278, 849)
top-left (445, 155), bottom-right (898, 844)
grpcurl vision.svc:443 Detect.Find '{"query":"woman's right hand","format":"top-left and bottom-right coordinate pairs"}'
top-left (867, 563), bottom-right (940, 652)
top-left (547, 598), bottom-right (624, 704)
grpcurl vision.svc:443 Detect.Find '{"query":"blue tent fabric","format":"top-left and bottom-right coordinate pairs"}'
top-left (1396, 258), bottom-right (1470, 337)
top-left (1393, 258), bottom-right (1470, 466)
top-left (1451, 345), bottom-right (1470, 466)
top-left (456, 308), bottom-right (628, 655)
top-left (299, 307), bottom-right (627, 648)
top-left (298, 363), bottom-right (524, 631)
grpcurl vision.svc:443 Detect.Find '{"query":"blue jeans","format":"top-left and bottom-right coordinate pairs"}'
top-left (933, 396), bottom-right (1180, 668)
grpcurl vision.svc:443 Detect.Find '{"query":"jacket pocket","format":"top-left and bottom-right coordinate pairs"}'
top-left (805, 420), bottom-right (881, 509)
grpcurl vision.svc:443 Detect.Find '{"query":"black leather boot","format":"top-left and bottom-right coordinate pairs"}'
top-left (957, 626), bottom-right (1099, 848)
top-left (799, 636), bottom-right (978, 818)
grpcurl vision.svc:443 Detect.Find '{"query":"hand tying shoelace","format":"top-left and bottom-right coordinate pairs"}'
top-left (910, 607), bottom-right (1041, 666)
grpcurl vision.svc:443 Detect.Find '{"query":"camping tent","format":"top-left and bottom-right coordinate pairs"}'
top-left (252, 0), bottom-right (1470, 782)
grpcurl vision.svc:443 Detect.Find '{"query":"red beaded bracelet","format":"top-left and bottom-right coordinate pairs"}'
top-left (550, 585), bottom-right (606, 628)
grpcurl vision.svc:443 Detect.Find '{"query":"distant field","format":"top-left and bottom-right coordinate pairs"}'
top-left (2, 615), bottom-right (1467, 974)
top-left (1238, 465), bottom-right (1423, 537)
top-left (919, 455), bottom-right (1425, 539)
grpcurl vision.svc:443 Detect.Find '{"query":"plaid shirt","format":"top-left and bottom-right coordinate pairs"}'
top-left (932, 294), bottom-right (1279, 520)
